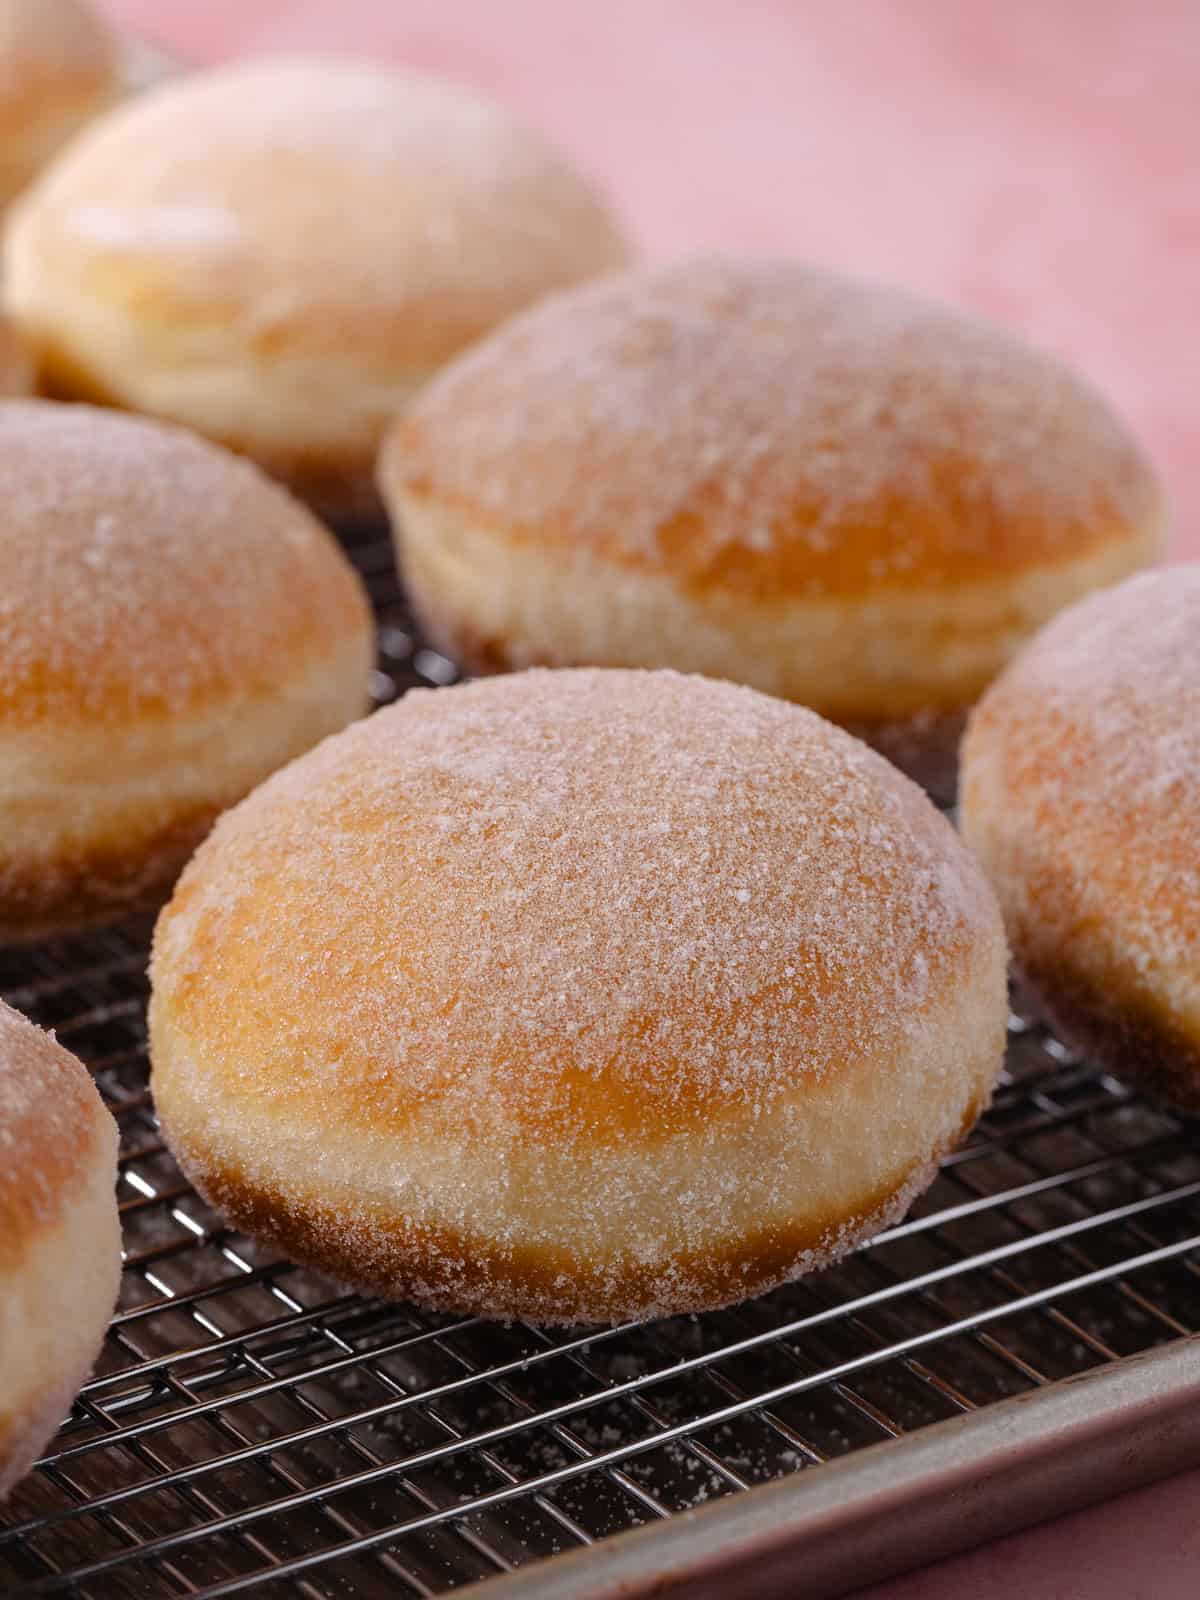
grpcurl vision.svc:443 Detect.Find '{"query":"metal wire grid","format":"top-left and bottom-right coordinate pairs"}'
top-left (3, 530), bottom-right (1200, 1599)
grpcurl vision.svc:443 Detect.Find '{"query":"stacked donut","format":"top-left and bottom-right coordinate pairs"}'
top-left (0, 12), bottom-right (1187, 1504)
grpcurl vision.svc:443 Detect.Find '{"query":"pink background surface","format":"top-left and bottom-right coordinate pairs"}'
top-left (97, 3), bottom-right (1200, 1595)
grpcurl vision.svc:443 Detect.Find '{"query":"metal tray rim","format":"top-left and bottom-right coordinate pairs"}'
top-left (469, 1333), bottom-right (1200, 1599)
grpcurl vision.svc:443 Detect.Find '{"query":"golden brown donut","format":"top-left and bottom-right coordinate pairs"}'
top-left (0, 0), bottom-right (119, 213)
top-left (0, 400), bottom-right (373, 941)
top-left (150, 668), bottom-right (1008, 1325)
top-left (0, 314), bottom-right (32, 394)
top-left (381, 256), bottom-right (1164, 787)
top-left (0, 999), bottom-right (120, 1498)
top-left (3, 55), bottom-right (632, 520)
top-left (961, 567), bottom-right (1200, 1112)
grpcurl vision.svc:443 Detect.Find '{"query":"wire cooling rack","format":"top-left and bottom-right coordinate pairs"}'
top-left (2, 527), bottom-right (1200, 1599)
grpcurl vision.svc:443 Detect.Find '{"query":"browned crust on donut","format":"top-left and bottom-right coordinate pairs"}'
top-left (0, 318), bottom-right (32, 397)
top-left (394, 476), bottom-right (1161, 608)
top-left (161, 1095), bottom-right (984, 1325)
top-left (0, 802), bottom-right (219, 945)
top-left (841, 709), bottom-right (966, 800)
top-left (255, 454), bottom-right (384, 527)
top-left (1015, 950), bottom-right (1200, 1116)
top-left (401, 580), bottom-right (528, 675)
top-left (156, 835), bottom-right (995, 1147)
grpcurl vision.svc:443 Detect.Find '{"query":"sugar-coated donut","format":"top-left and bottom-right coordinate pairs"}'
top-left (150, 668), bottom-right (1007, 1325)
top-left (0, 1000), bottom-right (120, 1498)
top-left (961, 568), bottom-right (1200, 1112)
top-left (0, 0), bottom-right (119, 213)
top-left (3, 56), bottom-right (631, 520)
top-left (0, 401), bottom-right (372, 942)
top-left (382, 256), bottom-right (1164, 787)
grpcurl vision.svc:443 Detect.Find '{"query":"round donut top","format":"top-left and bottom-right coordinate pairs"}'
top-left (0, 401), bottom-right (370, 727)
top-left (389, 255), bottom-right (1164, 599)
top-left (0, 998), bottom-right (113, 1265)
top-left (0, 0), bottom-right (117, 142)
top-left (154, 668), bottom-right (1001, 1148)
top-left (12, 55), bottom-right (630, 366)
top-left (967, 566), bottom-right (1199, 956)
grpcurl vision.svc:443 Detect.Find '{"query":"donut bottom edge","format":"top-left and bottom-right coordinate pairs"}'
top-left (0, 803), bottom-right (217, 945)
top-left (0, 643), bottom-right (373, 945)
top-left (392, 492), bottom-right (1155, 790)
top-left (22, 320), bottom-right (415, 526)
top-left (0, 1131), bottom-right (121, 1500)
top-left (157, 1091), bottom-right (988, 1329)
top-left (406, 580), bottom-right (968, 794)
top-left (1015, 952), bottom-right (1200, 1117)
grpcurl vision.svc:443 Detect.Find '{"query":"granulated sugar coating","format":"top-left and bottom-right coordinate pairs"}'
top-left (0, 999), bottom-right (108, 1253)
top-left (393, 255), bottom-right (1162, 597)
top-left (979, 565), bottom-right (1200, 803)
top-left (962, 569), bottom-right (1200, 1109)
top-left (0, 997), bottom-right (121, 1501)
top-left (151, 669), bottom-right (1009, 1323)
top-left (0, 399), bottom-right (371, 943)
top-left (10, 56), bottom-right (630, 366)
top-left (0, 401), bottom-right (369, 725)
